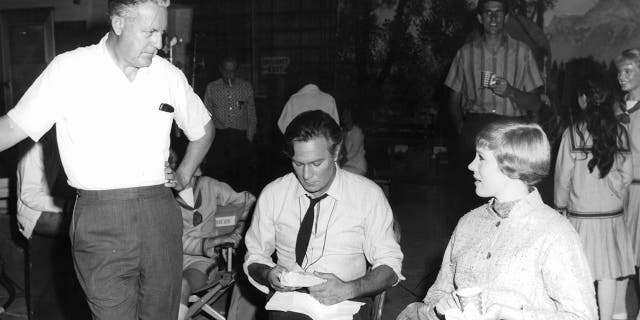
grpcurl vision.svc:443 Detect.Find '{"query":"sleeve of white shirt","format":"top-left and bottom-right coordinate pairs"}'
top-left (327, 96), bottom-right (340, 126)
top-left (16, 143), bottom-right (64, 238)
top-left (172, 69), bottom-right (211, 141)
top-left (363, 186), bottom-right (405, 284)
top-left (8, 56), bottom-right (66, 142)
top-left (243, 187), bottom-right (278, 294)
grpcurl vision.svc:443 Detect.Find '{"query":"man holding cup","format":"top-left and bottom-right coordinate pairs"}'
top-left (444, 0), bottom-right (543, 210)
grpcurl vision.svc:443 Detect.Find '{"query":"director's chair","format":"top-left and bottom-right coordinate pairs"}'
top-left (186, 244), bottom-right (236, 320)
top-left (185, 198), bottom-right (254, 320)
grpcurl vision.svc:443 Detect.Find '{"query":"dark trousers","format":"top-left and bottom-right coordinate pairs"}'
top-left (29, 233), bottom-right (90, 320)
top-left (204, 128), bottom-right (254, 192)
top-left (268, 295), bottom-right (372, 320)
top-left (70, 185), bottom-right (182, 320)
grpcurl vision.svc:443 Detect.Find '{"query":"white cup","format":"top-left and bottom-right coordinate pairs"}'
top-left (455, 287), bottom-right (484, 315)
top-left (481, 71), bottom-right (497, 88)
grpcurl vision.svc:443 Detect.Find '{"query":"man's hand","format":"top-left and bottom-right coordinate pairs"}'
top-left (396, 302), bottom-right (430, 320)
top-left (434, 293), bottom-right (460, 319)
top-left (308, 272), bottom-right (354, 305)
top-left (164, 161), bottom-right (178, 188)
top-left (490, 77), bottom-right (512, 98)
top-left (267, 265), bottom-right (301, 292)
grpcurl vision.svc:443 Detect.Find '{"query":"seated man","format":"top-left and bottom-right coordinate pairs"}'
top-left (244, 110), bottom-right (404, 320)
top-left (170, 153), bottom-right (256, 320)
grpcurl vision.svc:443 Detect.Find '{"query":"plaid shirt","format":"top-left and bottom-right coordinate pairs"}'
top-left (445, 34), bottom-right (543, 117)
top-left (204, 78), bottom-right (256, 138)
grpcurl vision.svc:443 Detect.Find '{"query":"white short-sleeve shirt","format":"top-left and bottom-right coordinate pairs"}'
top-left (8, 34), bottom-right (211, 190)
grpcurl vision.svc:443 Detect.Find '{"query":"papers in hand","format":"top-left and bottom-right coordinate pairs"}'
top-left (266, 291), bottom-right (364, 320)
top-left (279, 271), bottom-right (327, 287)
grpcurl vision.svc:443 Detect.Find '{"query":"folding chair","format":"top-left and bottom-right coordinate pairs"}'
top-left (186, 244), bottom-right (236, 320)
top-left (185, 199), bottom-right (252, 320)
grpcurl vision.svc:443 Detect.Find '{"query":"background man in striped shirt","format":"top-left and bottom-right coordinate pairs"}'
top-left (444, 0), bottom-right (544, 210)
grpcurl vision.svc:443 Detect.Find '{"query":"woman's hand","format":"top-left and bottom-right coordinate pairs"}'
top-left (434, 293), bottom-right (460, 318)
top-left (479, 304), bottom-right (523, 320)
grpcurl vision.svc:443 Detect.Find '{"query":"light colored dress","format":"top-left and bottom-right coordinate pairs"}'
top-left (554, 125), bottom-right (635, 279)
top-left (618, 98), bottom-right (640, 266)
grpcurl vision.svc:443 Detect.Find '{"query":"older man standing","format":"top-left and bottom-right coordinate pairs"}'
top-left (0, 0), bottom-right (213, 319)
top-left (203, 57), bottom-right (256, 191)
top-left (244, 110), bottom-right (403, 320)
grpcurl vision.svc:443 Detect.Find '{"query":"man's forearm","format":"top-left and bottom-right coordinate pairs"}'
top-left (248, 263), bottom-right (273, 287)
top-left (0, 115), bottom-right (28, 152)
top-left (508, 87), bottom-right (541, 113)
top-left (177, 120), bottom-right (214, 179)
top-left (347, 265), bottom-right (398, 299)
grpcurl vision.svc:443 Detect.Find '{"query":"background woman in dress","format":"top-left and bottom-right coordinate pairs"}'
top-left (554, 77), bottom-right (634, 320)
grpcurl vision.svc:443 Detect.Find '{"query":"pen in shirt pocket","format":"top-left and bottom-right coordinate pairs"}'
top-left (159, 103), bottom-right (174, 113)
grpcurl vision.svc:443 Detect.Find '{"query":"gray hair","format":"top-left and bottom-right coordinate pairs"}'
top-left (108, 0), bottom-right (170, 18)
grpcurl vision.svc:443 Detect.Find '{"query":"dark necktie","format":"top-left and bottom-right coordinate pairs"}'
top-left (295, 194), bottom-right (328, 266)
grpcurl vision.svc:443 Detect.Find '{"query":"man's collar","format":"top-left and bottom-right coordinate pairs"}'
top-left (298, 84), bottom-right (320, 94)
top-left (476, 33), bottom-right (509, 50)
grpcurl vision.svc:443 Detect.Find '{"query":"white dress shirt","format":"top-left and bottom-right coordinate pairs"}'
top-left (16, 141), bottom-right (64, 238)
top-left (8, 34), bottom-right (211, 190)
top-left (243, 166), bottom-right (404, 294)
top-left (277, 84), bottom-right (339, 133)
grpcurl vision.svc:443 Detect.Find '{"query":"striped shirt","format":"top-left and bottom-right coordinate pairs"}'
top-left (444, 34), bottom-right (543, 117)
top-left (204, 78), bottom-right (257, 138)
